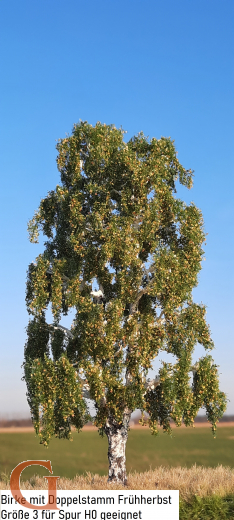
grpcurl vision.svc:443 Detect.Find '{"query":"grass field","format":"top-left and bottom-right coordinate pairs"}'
top-left (1, 425), bottom-right (234, 481)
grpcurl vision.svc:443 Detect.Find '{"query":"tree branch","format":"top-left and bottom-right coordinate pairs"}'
top-left (145, 375), bottom-right (160, 391)
top-left (82, 382), bottom-right (91, 399)
top-left (49, 324), bottom-right (74, 339)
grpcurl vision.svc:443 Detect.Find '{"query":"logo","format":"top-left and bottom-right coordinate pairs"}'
top-left (10, 461), bottom-right (59, 510)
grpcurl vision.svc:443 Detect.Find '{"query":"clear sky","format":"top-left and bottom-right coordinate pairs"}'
top-left (0, 0), bottom-right (233, 417)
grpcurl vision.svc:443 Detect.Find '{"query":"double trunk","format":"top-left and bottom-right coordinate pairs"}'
top-left (104, 410), bottom-right (131, 485)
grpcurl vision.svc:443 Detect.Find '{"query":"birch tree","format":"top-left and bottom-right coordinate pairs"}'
top-left (24, 121), bottom-right (227, 484)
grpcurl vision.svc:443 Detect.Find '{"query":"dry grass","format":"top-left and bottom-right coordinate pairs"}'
top-left (1, 466), bottom-right (234, 500)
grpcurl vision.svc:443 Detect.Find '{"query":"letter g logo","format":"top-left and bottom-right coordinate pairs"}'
top-left (10, 460), bottom-right (59, 510)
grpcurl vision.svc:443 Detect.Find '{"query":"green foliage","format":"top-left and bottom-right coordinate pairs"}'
top-left (180, 494), bottom-right (234, 520)
top-left (24, 355), bottom-right (89, 445)
top-left (24, 121), bottom-right (226, 445)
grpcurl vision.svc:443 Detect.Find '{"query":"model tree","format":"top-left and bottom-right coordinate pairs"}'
top-left (24, 121), bottom-right (226, 484)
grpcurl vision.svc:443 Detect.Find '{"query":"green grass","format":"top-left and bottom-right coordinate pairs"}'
top-left (180, 494), bottom-right (234, 519)
top-left (0, 426), bottom-right (233, 481)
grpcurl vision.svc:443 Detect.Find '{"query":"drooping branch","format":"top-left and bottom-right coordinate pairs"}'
top-left (49, 324), bottom-right (74, 339)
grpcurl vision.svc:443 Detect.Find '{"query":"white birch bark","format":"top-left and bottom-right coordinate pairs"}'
top-left (104, 409), bottom-right (131, 485)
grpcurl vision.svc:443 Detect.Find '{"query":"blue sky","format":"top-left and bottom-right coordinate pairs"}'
top-left (0, 0), bottom-right (233, 417)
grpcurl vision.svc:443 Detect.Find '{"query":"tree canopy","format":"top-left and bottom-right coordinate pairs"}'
top-left (24, 121), bottom-right (226, 453)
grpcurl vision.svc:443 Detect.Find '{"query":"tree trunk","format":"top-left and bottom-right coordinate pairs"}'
top-left (104, 410), bottom-right (131, 485)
